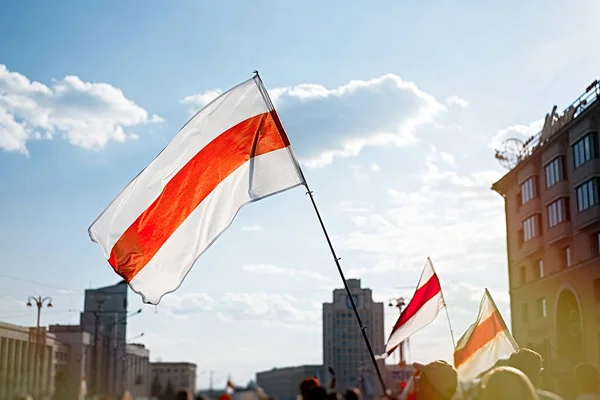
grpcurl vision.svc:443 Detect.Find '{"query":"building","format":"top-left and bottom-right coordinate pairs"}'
top-left (323, 279), bottom-right (384, 393)
top-left (125, 343), bottom-right (151, 400)
top-left (492, 79), bottom-right (600, 392)
top-left (150, 362), bottom-right (197, 394)
top-left (80, 280), bottom-right (129, 397)
top-left (49, 325), bottom-right (93, 400)
top-left (384, 364), bottom-right (414, 396)
top-left (256, 365), bottom-right (322, 400)
top-left (0, 321), bottom-right (61, 400)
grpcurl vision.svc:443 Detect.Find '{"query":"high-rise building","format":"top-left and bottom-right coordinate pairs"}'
top-left (125, 343), bottom-right (151, 399)
top-left (492, 79), bottom-right (600, 392)
top-left (80, 280), bottom-right (129, 397)
top-left (322, 279), bottom-right (384, 393)
top-left (256, 365), bottom-right (323, 400)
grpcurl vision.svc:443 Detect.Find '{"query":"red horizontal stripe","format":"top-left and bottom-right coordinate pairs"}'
top-left (386, 274), bottom-right (441, 354)
top-left (453, 311), bottom-right (505, 368)
top-left (108, 111), bottom-right (287, 281)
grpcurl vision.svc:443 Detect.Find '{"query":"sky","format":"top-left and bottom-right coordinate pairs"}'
top-left (1, 0), bottom-right (600, 390)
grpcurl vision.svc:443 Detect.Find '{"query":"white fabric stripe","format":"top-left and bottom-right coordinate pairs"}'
top-left (89, 77), bottom-right (269, 257)
top-left (129, 146), bottom-right (304, 304)
top-left (417, 258), bottom-right (435, 289)
top-left (384, 291), bottom-right (444, 353)
top-left (455, 291), bottom-right (507, 351)
top-left (456, 331), bottom-right (518, 381)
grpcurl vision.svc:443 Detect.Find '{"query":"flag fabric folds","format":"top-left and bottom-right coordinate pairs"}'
top-left (453, 289), bottom-right (519, 381)
top-left (88, 76), bottom-right (305, 304)
top-left (381, 258), bottom-right (445, 358)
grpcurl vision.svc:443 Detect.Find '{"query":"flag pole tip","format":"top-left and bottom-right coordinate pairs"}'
top-left (253, 70), bottom-right (259, 75)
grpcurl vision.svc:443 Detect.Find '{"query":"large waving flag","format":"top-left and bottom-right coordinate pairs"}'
top-left (89, 75), bottom-right (305, 304)
top-left (453, 289), bottom-right (519, 381)
top-left (381, 258), bottom-right (445, 358)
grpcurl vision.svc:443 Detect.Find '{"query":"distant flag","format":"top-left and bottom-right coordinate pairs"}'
top-left (379, 258), bottom-right (445, 358)
top-left (225, 378), bottom-right (235, 395)
top-left (453, 289), bottom-right (519, 381)
top-left (88, 75), bottom-right (305, 304)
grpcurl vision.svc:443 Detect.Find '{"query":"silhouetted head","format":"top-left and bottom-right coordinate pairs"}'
top-left (344, 388), bottom-right (361, 400)
top-left (300, 378), bottom-right (320, 400)
top-left (177, 390), bottom-right (193, 400)
top-left (574, 363), bottom-right (599, 394)
top-left (479, 366), bottom-right (538, 400)
top-left (413, 360), bottom-right (458, 400)
top-left (307, 386), bottom-right (328, 400)
top-left (508, 348), bottom-right (543, 387)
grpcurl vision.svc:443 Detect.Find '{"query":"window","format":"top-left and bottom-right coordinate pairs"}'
top-left (545, 157), bottom-right (564, 187)
top-left (566, 247), bottom-right (572, 267)
top-left (573, 132), bottom-right (598, 168)
top-left (547, 198), bottom-right (569, 227)
top-left (521, 177), bottom-right (537, 204)
top-left (596, 233), bottom-right (600, 255)
top-left (576, 178), bottom-right (600, 212)
top-left (594, 279), bottom-right (600, 302)
top-left (521, 303), bottom-right (529, 323)
top-left (523, 214), bottom-right (541, 241)
top-left (519, 267), bottom-right (526, 285)
top-left (538, 259), bottom-right (544, 278)
top-left (536, 298), bottom-right (547, 318)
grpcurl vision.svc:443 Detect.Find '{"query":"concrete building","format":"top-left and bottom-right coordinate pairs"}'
top-left (150, 362), bottom-right (197, 394)
top-left (323, 279), bottom-right (384, 393)
top-left (49, 325), bottom-right (92, 400)
top-left (0, 321), bottom-right (60, 400)
top-left (256, 365), bottom-right (322, 400)
top-left (492, 79), bottom-right (600, 393)
top-left (80, 280), bottom-right (129, 397)
top-left (125, 343), bottom-right (151, 400)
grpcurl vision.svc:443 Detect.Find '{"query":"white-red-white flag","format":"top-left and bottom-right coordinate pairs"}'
top-left (381, 258), bottom-right (445, 358)
top-left (225, 379), bottom-right (235, 395)
top-left (453, 289), bottom-right (519, 381)
top-left (88, 76), bottom-right (305, 304)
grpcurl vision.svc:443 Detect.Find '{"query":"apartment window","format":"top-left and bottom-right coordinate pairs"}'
top-left (566, 247), bottom-right (572, 267)
top-left (594, 279), bottom-right (600, 302)
top-left (545, 157), bottom-right (564, 187)
top-left (519, 267), bottom-right (526, 286)
top-left (521, 303), bottom-right (529, 323)
top-left (523, 214), bottom-right (541, 241)
top-left (536, 298), bottom-right (547, 318)
top-left (576, 178), bottom-right (600, 212)
top-left (538, 259), bottom-right (544, 279)
top-left (521, 177), bottom-right (537, 204)
top-left (573, 132), bottom-right (598, 168)
top-left (547, 197), bottom-right (569, 227)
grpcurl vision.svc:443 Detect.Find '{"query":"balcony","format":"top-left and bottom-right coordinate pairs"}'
top-left (573, 204), bottom-right (600, 231)
top-left (543, 180), bottom-right (570, 204)
top-left (518, 197), bottom-right (542, 221)
top-left (545, 220), bottom-right (572, 246)
top-left (521, 235), bottom-right (544, 257)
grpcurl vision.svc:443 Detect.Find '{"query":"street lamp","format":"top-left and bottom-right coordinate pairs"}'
top-left (388, 297), bottom-right (407, 363)
top-left (26, 295), bottom-right (53, 395)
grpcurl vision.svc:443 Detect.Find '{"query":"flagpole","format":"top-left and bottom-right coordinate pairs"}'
top-left (252, 70), bottom-right (388, 395)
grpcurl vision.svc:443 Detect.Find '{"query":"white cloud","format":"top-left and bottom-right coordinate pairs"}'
top-left (240, 224), bottom-right (264, 232)
top-left (241, 264), bottom-right (331, 282)
top-left (181, 89), bottom-right (223, 115)
top-left (371, 163), bottom-right (381, 172)
top-left (0, 64), bottom-right (163, 155)
top-left (183, 74), bottom-right (448, 168)
top-left (445, 95), bottom-right (469, 109)
top-left (488, 119), bottom-right (543, 150)
top-left (159, 290), bottom-right (320, 330)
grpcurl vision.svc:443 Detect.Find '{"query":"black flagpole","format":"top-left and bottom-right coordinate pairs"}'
top-left (252, 70), bottom-right (388, 395)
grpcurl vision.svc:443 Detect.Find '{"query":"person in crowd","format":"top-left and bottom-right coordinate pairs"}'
top-left (479, 366), bottom-right (539, 400)
top-left (574, 363), bottom-right (600, 400)
top-left (508, 348), bottom-right (563, 400)
top-left (413, 360), bottom-right (458, 400)
top-left (344, 388), bottom-right (361, 400)
top-left (300, 378), bottom-right (321, 400)
top-left (177, 390), bottom-right (193, 400)
top-left (307, 386), bottom-right (329, 400)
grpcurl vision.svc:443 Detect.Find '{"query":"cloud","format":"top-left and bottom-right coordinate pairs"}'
top-left (241, 264), bottom-right (331, 282)
top-left (240, 224), bottom-right (264, 232)
top-left (181, 89), bottom-right (223, 115)
top-left (159, 290), bottom-right (320, 330)
top-left (0, 64), bottom-right (163, 155)
top-left (371, 163), bottom-right (381, 172)
top-left (488, 119), bottom-right (543, 150)
top-left (445, 95), bottom-right (469, 109)
top-left (184, 74), bottom-right (457, 168)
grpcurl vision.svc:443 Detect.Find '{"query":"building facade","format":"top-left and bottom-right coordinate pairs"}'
top-left (49, 325), bottom-right (93, 400)
top-left (256, 365), bottom-right (322, 400)
top-left (0, 322), bottom-right (60, 400)
top-left (492, 80), bottom-right (600, 392)
top-left (150, 362), bottom-right (197, 394)
top-left (80, 281), bottom-right (129, 397)
top-left (323, 279), bottom-right (384, 393)
top-left (125, 343), bottom-right (151, 400)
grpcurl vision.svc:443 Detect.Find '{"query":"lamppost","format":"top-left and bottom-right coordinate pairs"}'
top-left (27, 295), bottom-right (53, 395)
top-left (388, 297), bottom-right (406, 363)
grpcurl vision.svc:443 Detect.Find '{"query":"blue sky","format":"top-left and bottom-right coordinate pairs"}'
top-left (1, 0), bottom-right (599, 389)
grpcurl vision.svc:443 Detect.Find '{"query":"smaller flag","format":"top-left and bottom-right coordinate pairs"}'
top-left (225, 378), bottom-right (235, 395)
top-left (453, 289), bottom-right (519, 381)
top-left (380, 258), bottom-right (445, 358)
